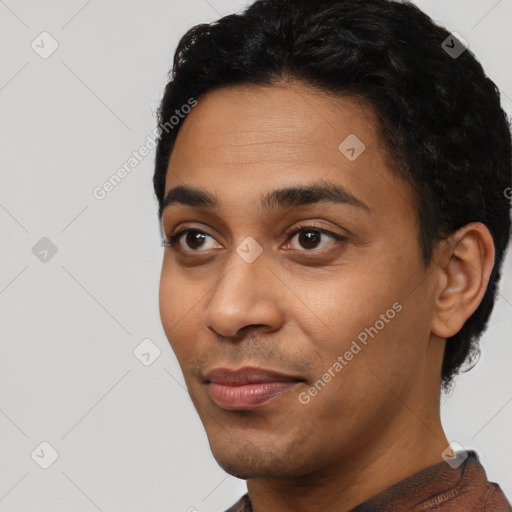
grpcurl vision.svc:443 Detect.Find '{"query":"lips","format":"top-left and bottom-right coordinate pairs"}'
top-left (205, 366), bottom-right (304, 410)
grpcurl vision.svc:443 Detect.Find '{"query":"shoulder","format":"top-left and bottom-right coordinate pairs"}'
top-left (480, 482), bottom-right (512, 512)
top-left (419, 454), bottom-right (512, 511)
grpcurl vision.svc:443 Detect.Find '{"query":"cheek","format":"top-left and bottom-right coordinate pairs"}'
top-left (158, 264), bottom-right (177, 333)
top-left (296, 306), bottom-right (422, 438)
top-left (294, 266), bottom-right (399, 344)
top-left (158, 263), bottom-right (199, 360)
top-left (159, 257), bottom-right (203, 321)
top-left (298, 256), bottom-right (426, 382)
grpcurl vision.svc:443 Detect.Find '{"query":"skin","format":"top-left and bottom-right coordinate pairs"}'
top-left (158, 80), bottom-right (495, 512)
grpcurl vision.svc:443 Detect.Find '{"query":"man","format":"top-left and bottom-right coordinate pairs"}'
top-left (153, 0), bottom-right (512, 510)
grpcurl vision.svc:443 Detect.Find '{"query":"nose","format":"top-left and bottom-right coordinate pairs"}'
top-left (202, 246), bottom-right (284, 341)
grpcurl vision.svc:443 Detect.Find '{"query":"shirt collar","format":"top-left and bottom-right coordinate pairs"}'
top-left (229, 451), bottom-right (484, 512)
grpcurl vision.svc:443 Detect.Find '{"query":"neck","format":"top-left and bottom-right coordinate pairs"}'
top-left (246, 405), bottom-right (449, 512)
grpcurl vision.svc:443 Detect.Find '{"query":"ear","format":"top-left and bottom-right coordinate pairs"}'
top-left (431, 222), bottom-right (495, 339)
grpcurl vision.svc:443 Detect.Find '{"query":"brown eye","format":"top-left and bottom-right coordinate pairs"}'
top-left (285, 226), bottom-right (347, 251)
top-left (297, 230), bottom-right (322, 249)
top-left (183, 230), bottom-right (207, 250)
top-left (165, 229), bottom-right (219, 252)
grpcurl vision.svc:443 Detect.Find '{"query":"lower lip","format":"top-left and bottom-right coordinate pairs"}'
top-left (208, 381), bottom-right (301, 410)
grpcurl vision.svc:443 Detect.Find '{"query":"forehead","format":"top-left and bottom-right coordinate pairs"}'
top-left (164, 81), bottom-right (414, 218)
top-left (169, 81), bottom-right (380, 171)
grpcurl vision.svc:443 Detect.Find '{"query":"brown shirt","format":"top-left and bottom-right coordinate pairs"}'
top-left (224, 451), bottom-right (511, 511)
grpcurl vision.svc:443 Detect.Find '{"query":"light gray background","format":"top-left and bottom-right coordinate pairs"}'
top-left (0, 1), bottom-right (511, 511)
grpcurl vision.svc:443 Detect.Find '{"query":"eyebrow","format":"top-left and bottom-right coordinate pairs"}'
top-left (160, 182), bottom-right (371, 218)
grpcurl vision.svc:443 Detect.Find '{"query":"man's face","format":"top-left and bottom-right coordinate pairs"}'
top-left (159, 81), bottom-right (442, 479)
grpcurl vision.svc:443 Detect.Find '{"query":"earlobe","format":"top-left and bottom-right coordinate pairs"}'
top-left (431, 223), bottom-right (495, 339)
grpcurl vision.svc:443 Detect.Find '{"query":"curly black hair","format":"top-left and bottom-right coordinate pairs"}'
top-left (153, 0), bottom-right (512, 389)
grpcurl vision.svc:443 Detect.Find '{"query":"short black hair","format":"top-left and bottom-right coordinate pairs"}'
top-left (153, 0), bottom-right (512, 389)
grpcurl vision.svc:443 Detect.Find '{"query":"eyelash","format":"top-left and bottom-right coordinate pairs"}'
top-left (162, 224), bottom-right (347, 253)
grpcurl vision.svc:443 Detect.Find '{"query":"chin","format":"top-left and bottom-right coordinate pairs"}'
top-left (212, 450), bottom-right (289, 479)
top-left (207, 432), bottom-right (311, 480)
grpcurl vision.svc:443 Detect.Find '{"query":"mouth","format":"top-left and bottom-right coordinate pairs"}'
top-left (204, 366), bottom-right (305, 410)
